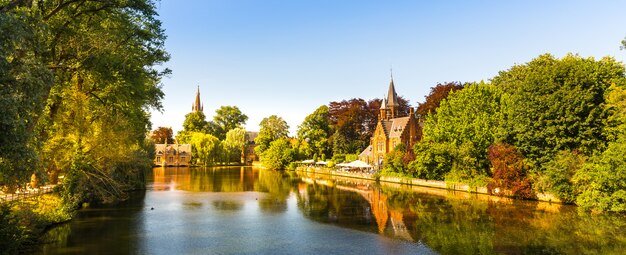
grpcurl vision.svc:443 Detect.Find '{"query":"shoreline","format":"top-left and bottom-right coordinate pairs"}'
top-left (295, 166), bottom-right (564, 204)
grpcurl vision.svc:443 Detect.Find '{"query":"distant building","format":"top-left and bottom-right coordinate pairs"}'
top-left (154, 143), bottom-right (192, 166)
top-left (192, 85), bottom-right (203, 112)
top-left (244, 131), bottom-right (259, 165)
top-left (359, 77), bottom-right (421, 166)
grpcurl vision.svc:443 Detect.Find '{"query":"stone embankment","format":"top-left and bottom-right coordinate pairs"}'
top-left (296, 166), bottom-right (562, 203)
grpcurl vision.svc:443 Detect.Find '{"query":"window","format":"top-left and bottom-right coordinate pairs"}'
top-left (169, 157), bottom-right (173, 162)
top-left (181, 157), bottom-right (186, 162)
top-left (156, 157), bottom-right (161, 163)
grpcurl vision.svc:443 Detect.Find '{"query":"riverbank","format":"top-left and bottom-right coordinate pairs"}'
top-left (0, 194), bottom-right (71, 254)
top-left (296, 166), bottom-right (563, 203)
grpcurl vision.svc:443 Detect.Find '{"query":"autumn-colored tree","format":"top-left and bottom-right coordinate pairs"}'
top-left (150, 127), bottom-right (174, 144)
top-left (329, 96), bottom-right (411, 155)
top-left (416, 82), bottom-right (464, 117)
top-left (487, 143), bottom-right (534, 199)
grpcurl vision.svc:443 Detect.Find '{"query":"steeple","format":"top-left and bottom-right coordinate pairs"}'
top-left (192, 85), bottom-right (203, 112)
top-left (386, 75), bottom-right (399, 118)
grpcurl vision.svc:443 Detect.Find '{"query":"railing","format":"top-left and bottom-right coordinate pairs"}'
top-left (0, 185), bottom-right (56, 203)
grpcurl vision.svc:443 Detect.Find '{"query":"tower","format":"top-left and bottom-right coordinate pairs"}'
top-left (386, 76), bottom-right (399, 119)
top-left (192, 85), bottom-right (203, 112)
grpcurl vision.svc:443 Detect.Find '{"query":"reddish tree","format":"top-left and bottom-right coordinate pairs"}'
top-left (487, 143), bottom-right (535, 199)
top-left (150, 127), bottom-right (174, 144)
top-left (416, 82), bottom-right (464, 117)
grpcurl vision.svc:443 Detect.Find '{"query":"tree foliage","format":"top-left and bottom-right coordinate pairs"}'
top-left (150, 127), bottom-right (174, 144)
top-left (412, 82), bottom-right (503, 181)
top-left (260, 138), bottom-right (295, 170)
top-left (255, 115), bottom-right (289, 155)
top-left (0, 0), bottom-right (170, 205)
top-left (487, 143), bottom-right (534, 199)
top-left (416, 82), bottom-right (464, 117)
top-left (210, 106), bottom-right (248, 140)
top-left (223, 127), bottom-right (248, 163)
top-left (189, 132), bottom-right (221, 166)
top-left (493, 54), bottom-right (626, 169)
top-left (297, 105), bottom-right (332, 159)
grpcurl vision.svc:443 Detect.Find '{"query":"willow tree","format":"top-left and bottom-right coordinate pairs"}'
top-left (0, 0), bottom-right (169, 205)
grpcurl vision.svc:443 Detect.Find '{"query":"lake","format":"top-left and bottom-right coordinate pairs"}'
top-left (37, 166), bottom-right (626, 254)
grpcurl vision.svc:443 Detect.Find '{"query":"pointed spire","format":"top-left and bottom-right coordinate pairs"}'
top-left (380, 96), bottom-right (387, 109)
top-left (386, 77), bottom-right (399, 107)
top-left (192, 85), bottom-right (203, 112)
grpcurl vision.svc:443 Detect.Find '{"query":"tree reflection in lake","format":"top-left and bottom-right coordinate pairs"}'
top-left (39, 167), bottom-right (625, 255)
top-left (294, 171), bottom-right (626, 255)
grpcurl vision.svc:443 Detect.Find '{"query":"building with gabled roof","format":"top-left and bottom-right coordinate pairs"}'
top-left (154, 142), bottom-right (192, 167)
top-left (359, 77), bottom-right (421, 166)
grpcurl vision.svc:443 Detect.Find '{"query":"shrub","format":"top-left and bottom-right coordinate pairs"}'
top-left (574, 136), bottom-right (626, 213)
top-left (487, 143), bottom-right (534, 199)
top-left (539, 150), bottom-right (585, 203)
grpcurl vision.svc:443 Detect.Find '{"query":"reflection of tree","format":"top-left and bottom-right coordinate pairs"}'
top-left (212, 200), bottom-right (243, 211)
top-left (255, 169), bottom-right (293, 213)
top-left (295, 182), bottom-right (376, 233)
top-left (40, 190), bottom-right (147, 253)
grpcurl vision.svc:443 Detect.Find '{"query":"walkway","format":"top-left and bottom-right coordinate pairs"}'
top-left (0, 185), bottom-right (56, 202)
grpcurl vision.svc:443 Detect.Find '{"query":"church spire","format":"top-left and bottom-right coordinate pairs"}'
top-left (192, 85), bottom-right (203, 112)
top-left (386, 75), bottom-right (399, 118)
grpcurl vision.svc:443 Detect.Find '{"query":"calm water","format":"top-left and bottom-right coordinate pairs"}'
top-left (37, 167), bottom-right (626, 255)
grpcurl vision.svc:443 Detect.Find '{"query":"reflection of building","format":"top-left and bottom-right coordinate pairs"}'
top-left (244, 131), bottom-right (259, 165)
top-left (359, 77), bottom-right (421, 166)
top-left (154, 143), bottom-right (192, 166)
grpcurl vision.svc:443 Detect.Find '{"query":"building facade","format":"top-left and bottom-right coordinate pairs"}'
top-left (154, 143), bottom-right (192, 166)
top-left (360, 78), bottom-right (421, 166)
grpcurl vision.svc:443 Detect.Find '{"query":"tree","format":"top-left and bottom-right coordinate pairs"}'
top-left (416, 82), bottom-right (464, 117)
top-left (0, 0), bottom-right (170, 205)
top-left (0, 11), bottom-right (53, 190)
top-left (414, 82), bottom-right (503, 181)
top-left (297, 105), bottom-right (332, 159)
top-left (487, 143), bottom-right (534, 199)
top-left (150, 127), bottom-right (174, 144)
top-left (183, 111), bottom-right (208, 133)
top-left (260, 138), bottom-right (295, 170)
top-left (574, 134), bottom-right (626, 213)
top-left (189, 132), bottom-right (221, 166)
top-left (223, 127), bottom-right (248, 163)
top-left (211, 106), bottom-right (248, 140)
top-left (255, 115), bottom-right (289, 155)
top-left (493, 54), bottom-right (626, 170)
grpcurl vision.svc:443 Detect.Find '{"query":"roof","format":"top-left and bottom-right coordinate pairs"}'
top-left (247, 131), bottom-right (259, 143)
top-left (359, 145), bottom-right (373, 157)
top-left (386, 78), bottom-right (399, 107)
top-left (379, 117), bottom-right (410, 138)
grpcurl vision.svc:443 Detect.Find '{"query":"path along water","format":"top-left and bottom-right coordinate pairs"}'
top-left (36, 166), bottom-right (626, 255)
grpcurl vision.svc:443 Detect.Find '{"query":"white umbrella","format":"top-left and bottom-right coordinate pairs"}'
top-left (345, 160), bottom-right (372, 168)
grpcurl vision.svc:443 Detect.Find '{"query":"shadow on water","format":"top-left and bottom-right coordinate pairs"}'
top-left (37, 166), bottom-right (626, 255)
top-left (39, 190), bottom-right (147, 254)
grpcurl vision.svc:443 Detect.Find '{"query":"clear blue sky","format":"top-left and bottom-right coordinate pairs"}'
top-left (150, 0), bottom-right (626, 135)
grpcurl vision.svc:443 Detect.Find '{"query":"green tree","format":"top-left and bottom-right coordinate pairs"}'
top-left (574, 134), bottom-right (626, 213)
top-left (189, 132), bottom-right (221, 166)
top-left (297, 105), bottom-right (332, 159)
top-left (1, 0), bottom-right (171, 205)
top-left (414, 82), bottom-right (503, 181)
top-left (493, 54), bottom-right (626, 169)
top-left (260, 138), bottom-right (295, 170)
top-left (255, 115), bottom-right (289, 155)
top-left (183, 111), bottom-right (208, 132)
top-left (223, 127), bottom-right (248, 163)
top-left (0, 10), bottom-right (53, 190)
top-left (211, 106), bottom-right (248, 140)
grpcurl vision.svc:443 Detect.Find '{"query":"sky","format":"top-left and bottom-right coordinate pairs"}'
top-left (150, 0), bottom-right (626, 135)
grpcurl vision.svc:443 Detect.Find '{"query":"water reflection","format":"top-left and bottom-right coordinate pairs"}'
top-left (38, 167), bottom-right (626, 255)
